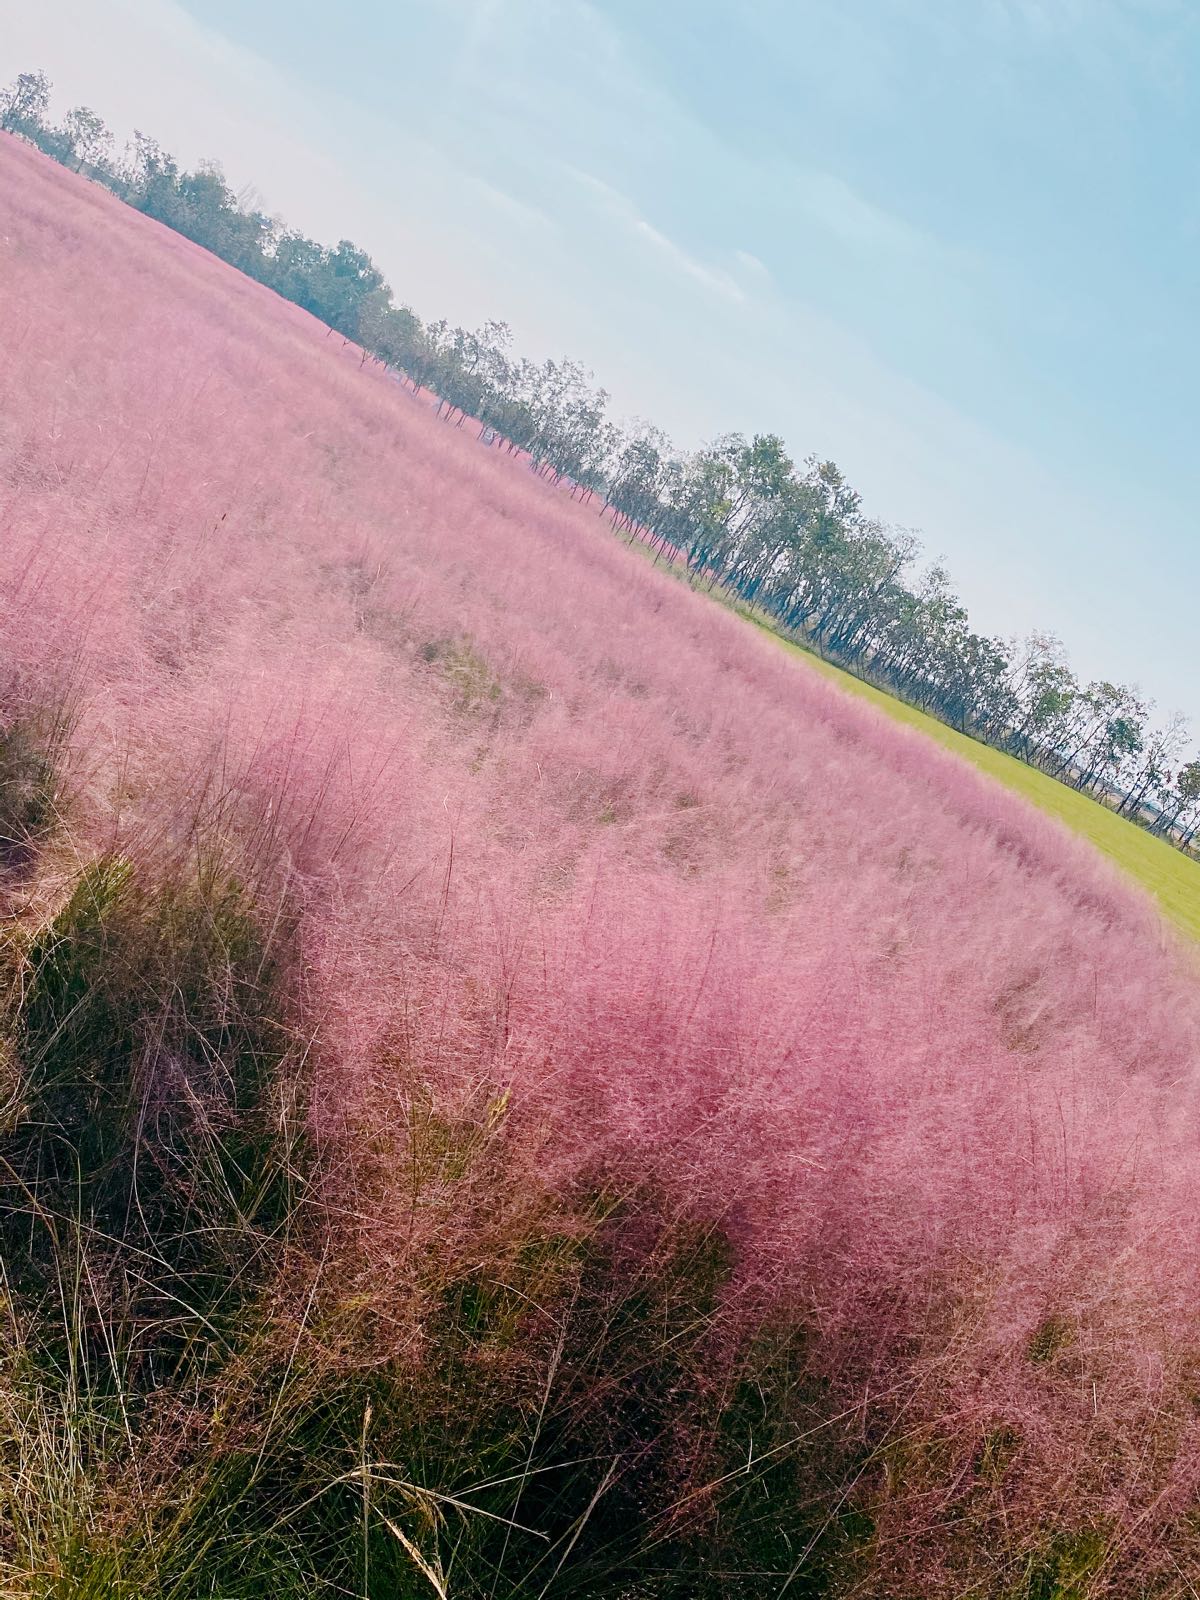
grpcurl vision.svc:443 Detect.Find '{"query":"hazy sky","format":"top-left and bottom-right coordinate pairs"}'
top-left (5, 0), bottom-right (1198, 722)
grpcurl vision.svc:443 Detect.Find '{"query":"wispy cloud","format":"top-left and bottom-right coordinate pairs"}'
top-left (468, 175), bottom-right (559, 235)
top-left (734, 248), bottom-right (772, 282)
top-left (565, 167), bottom-right (747, 304)
top-left (792, 171), bottom-right (939, 260)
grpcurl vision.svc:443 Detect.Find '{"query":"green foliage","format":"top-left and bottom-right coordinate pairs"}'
top-left (0, 1119), bottom-right (871, 1599)
top-left (0, 721), bottom-right (61, 870)
top-left (420, 636), bottom-right (504, 718)
top-left (0, 69), bottom-right (50, 135)
top-left (976, 1424), bottom-right (1022, 1483)
top-left (1, 852), bottom-right (299, 1385)
top-left (1018, 1529), bottom-right (1109, 1600)
top-left (696, 1322), bottom-right (874, 1598)
top-left (1027, 1316), bottom-right (1074, 1365)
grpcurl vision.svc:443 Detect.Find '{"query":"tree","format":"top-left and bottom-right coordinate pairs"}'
top-left (126, 131), bottom-right (181, 223)
top-left (61, 105), bottom-right (111, 172)
top-left (1154, 758), bottom-right (1200, 844)
top-left (322, 239), bottom-right (389, 339)
top-left (606, 423), bottom-right (670, 538)
top-left (1177, 762), bottom-right (1200, 847)
top-left (1117, 714), bottom-right (1184, 820)
top-left (0, 70), bottom-right (50, 135)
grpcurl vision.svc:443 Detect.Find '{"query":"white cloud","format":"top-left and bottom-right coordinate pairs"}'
top-left (564, 166), bottom-right (747, 304)
top-left (468, 175), bottom-right (559, 235)
top-left (792, 171), bottom-right (939, 260)
top-left (629, 216), bottom-right (747, 304)
top-left (734, 248), bottom-right (772, 281)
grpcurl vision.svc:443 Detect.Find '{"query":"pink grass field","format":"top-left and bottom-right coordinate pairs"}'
top-left (4, 133), bottom-right (1200, 1588)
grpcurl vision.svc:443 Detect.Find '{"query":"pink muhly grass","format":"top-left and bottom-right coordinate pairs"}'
top-left (3, 132), bottom-right (1200, 1590)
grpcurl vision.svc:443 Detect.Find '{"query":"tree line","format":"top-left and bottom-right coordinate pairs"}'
top-left (4, 69), bottom-right (1198, 851)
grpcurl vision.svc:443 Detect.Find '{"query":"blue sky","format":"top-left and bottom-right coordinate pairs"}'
top-left (7, 0), bottom-right (1198, 721)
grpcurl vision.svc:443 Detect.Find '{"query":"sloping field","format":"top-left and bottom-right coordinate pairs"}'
top-left (614, 536), bottom-right (1200, 941)
top-left (768, 636), bottom-right (1200, 941)
top-left (4, 136), bottom-right (1200, 1597)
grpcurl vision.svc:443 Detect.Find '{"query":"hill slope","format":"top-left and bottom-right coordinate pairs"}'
top-left (768, 633), bottom-right (1200, 939)
top-left (3, 136), bottom-right (1200, 1597)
